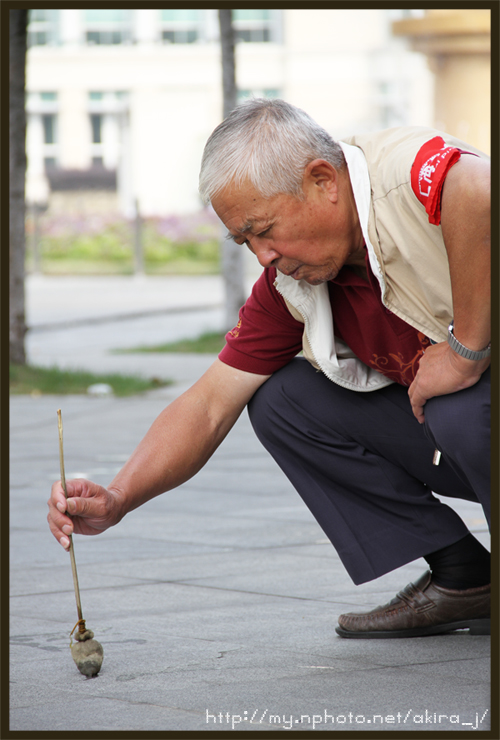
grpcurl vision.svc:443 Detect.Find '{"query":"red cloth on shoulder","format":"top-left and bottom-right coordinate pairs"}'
top-left (410, 136), bottom-right (462, 225)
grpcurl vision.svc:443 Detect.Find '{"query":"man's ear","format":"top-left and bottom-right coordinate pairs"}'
top-left (303, 159), bottom-right (339, 202)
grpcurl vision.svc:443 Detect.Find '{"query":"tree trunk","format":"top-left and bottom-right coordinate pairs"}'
top-left (218, 9), bottom-right (246, 331)
top-left (9, 9), bottom-right (28, 365)
top-left (219, 9), bottom-right (237, 119)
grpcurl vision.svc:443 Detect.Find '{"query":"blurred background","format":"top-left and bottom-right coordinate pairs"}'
top-left (23, 7), bottom-right (490, 275)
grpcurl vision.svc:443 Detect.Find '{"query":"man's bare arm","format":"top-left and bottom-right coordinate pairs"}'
top-left (408, 155), bottom-right (490, 423)
top-left (441, 154), bottom-right (491, 350)
top-left (48, 359), bottom-right (270, 548)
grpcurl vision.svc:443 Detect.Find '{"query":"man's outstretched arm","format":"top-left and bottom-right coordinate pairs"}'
top-left (48, 359), bottom-right (270, 549)
top-left (408, 154), bottom-right (491, 423)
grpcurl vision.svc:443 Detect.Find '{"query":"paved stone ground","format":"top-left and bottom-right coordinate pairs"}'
top-left (8, 275), bottom-right (492, 733)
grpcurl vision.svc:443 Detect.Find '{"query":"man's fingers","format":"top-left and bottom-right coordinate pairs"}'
top-left (410, 392), bottom-right (426, 423)
top-left (408, 383), bottom-right (426, 424)
top-left (66, 497), bottom-right (78, 515)
top-left (46, 508), bottom-right (72, 550)
top-left (66, 496), bottom-right (90, 516)
top-left (413, 407), bottom-right (425, 424)
top-left (50, 480), bottom-right (67, 507)
top-left (411, 398), bottom-right (426, 423)
top-left (48, 479), bottom-right (84, 548)
top-left (48, 478), bottom-right (122, 545)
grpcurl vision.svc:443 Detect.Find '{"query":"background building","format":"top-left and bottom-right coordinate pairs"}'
top-left (393, 8), bottom-right (490, 153)
top-left (25, 8), bottom-right (490, 219)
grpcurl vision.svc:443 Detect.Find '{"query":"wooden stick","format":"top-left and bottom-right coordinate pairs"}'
top-left (57, 409), bottom-right (84, 626)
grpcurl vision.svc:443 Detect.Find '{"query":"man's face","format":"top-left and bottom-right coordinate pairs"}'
top-left (211, 161), bottom-right (363, 286)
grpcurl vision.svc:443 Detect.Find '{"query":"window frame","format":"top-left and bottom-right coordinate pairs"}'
top-left (83, 9), bottom-right (134, 45)
top-left (27, 8), bottom-right (59, 47)
top-left (232, 9), bottom-right (280, 44)
top-left (159, 8), bottom-right (206, 44)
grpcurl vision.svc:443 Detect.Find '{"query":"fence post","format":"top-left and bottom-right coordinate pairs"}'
top-left (133, 198), bottom-right (144, 275)
top-left (28, 205), bottom-right (43, 274)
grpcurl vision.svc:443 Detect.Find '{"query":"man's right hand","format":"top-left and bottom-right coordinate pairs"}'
top-left (47, 479), bottom-right (125, 550)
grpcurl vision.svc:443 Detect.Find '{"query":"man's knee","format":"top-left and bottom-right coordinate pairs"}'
top-left (248, 359), bottom-right (310, 440)
top-left (247, 371), bottom-right (277, 436)
top-left (424, 370), bottom-right (490, 457)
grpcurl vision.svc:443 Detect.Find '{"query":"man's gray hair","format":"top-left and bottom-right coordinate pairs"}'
top-left (199, 98), bottom-right (346, 204)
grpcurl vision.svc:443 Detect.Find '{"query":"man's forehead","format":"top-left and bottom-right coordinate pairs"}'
top-left (213, 184), bottom-right (276, 234)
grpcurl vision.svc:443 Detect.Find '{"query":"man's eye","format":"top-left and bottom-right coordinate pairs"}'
top-left (258, 227), bottom-right (271, 238)
top-left (229, 236), bottom-right (247, 246)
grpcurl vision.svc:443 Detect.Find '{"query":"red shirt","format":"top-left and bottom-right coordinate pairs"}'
top-left (219, 254), bottom-right (430, 386)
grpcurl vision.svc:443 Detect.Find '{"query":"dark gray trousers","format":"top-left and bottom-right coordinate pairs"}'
top-left (247, 358), bottom-right (490, 585)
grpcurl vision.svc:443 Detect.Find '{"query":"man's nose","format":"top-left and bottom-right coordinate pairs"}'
top-left (252, 242), bottom-right (281, 269)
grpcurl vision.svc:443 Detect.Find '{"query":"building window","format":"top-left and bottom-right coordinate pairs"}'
top-left (160, 9), bottom-right (202, 44)
top-left (90, 114), bottom-right (102, 144)
top-left (26, 92), bottom-right (59, 170)
top-left (233, 9), bottom-right (275, 43)
top-left (87, 92), bottom-right (128, 170)
top-left (42, 108), bottom-right (58, 169)
top-left (83, 9), bottom-right (132, 45)
top-left (42, 114), bottom-right (57, 145)
top-left (27, 9), bottom-right (58, 46)
top-left (237, 89), bottom-right (281, 103)
top-left (88, 91), bottom-right (128, 106)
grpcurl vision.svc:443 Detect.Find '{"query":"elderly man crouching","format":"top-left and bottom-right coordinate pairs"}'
top-left (48, 99), bottom-right (491, 639)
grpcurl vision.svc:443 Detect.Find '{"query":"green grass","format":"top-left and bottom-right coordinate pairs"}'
top-left (112, 331), bottom-right (227, 354)
top-left (9, 364), bottom-right (171, 396)
top-left (26, 258), bottom-right (221, 277)
top-left (27, 259), bottom-right (136, 276)
top-left (25, 213), bottom-right (221, 276)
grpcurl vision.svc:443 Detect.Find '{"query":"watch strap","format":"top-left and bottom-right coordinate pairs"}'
top-left (447, 322), bottom-right (491, 361)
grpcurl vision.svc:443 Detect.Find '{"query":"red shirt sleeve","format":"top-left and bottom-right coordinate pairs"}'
top-left (219, 267), bottom-right (304, 375)
top-left (410, 136), bottom-right (462, 225)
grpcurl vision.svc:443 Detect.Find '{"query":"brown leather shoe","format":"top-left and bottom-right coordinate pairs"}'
top-left (336, 571), bottom-right (490, 639)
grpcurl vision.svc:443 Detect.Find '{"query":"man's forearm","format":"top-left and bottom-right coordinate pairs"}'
top-left (106, 359), bottom-right (270, 518)
top-left (107, 390), bottom-right (234, 514)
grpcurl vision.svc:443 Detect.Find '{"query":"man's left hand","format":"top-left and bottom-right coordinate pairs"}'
top-left (408, 342), bottom-right (489, 424)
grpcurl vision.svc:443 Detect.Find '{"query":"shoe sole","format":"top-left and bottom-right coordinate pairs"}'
top-left (335, 618), bottom-right (490, 639)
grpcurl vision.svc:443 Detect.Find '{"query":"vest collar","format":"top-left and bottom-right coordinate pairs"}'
top-left (338, 141), bottom-right (385, 297)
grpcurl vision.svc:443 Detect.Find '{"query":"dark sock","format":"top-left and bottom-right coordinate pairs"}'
top-left (424, 533), bottom-right (490, 590)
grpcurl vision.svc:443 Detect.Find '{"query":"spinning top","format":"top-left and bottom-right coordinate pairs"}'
top-left (70, 623), bottom-right (104, 678)
top-left (58, 409), bottom-right (104, 677)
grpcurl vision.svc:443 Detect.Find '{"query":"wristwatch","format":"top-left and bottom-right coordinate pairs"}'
top-left (447, 321), bottom-right (491, 360)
